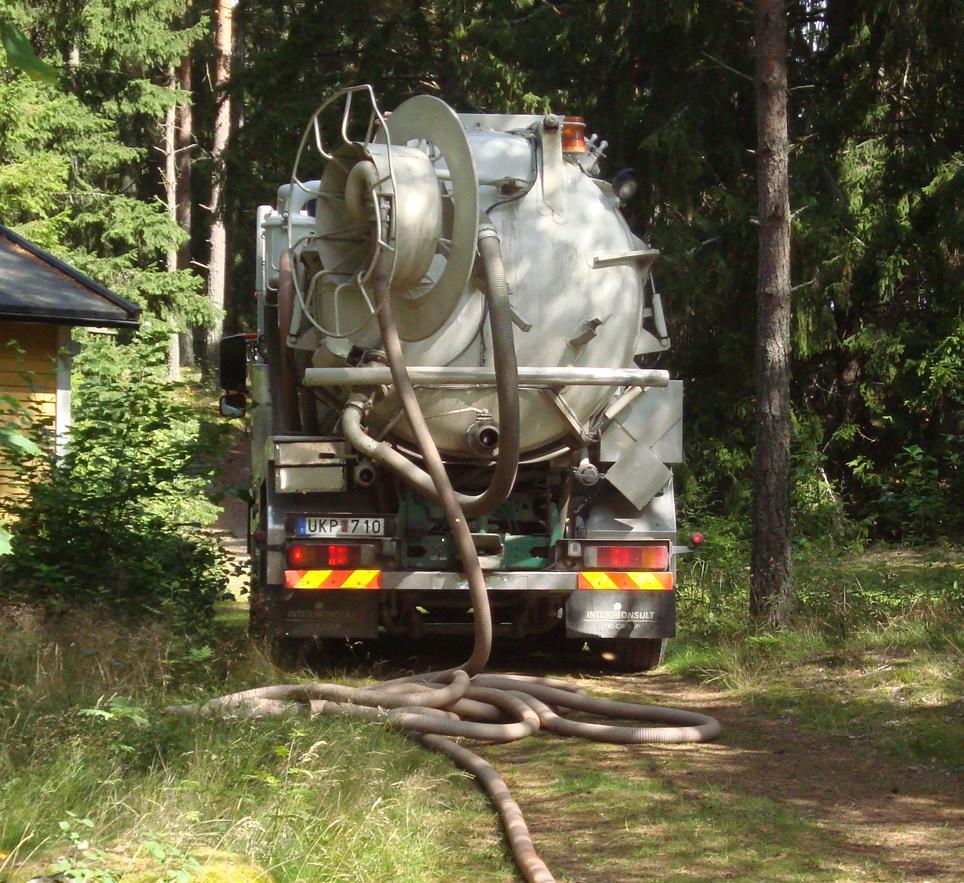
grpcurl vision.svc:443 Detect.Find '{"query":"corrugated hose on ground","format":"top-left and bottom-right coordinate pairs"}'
top-left (168, 232), bottom-right (721, 883)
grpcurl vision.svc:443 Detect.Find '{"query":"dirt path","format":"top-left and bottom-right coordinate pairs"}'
top-left (478, 670), bottom-right (962, 882)
top-left (208, 442), bottom-right (961, 880)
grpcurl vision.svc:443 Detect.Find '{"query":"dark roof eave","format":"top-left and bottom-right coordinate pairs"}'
top-left (0, 308), bottom-right (141, 329)
top-left (0, 224), bottom-right (141, 322)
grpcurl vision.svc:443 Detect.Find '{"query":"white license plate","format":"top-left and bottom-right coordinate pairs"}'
top-left (296, 516), bottom-right (387, 538)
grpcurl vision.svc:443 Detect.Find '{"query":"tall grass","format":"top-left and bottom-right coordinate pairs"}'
top-left (0, 606), bottom-right (497, 882)
top-left (2, 544), bottom-right (960, 878)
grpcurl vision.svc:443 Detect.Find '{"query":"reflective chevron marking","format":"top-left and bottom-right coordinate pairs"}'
top-left (284, 569), bottom-right (381, 589)
top-left (577, 571), bottom-right (674, 591)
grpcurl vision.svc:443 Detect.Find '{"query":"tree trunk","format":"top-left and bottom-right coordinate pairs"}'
top-left (206, 0), bottom-right (234, 370)
top-left (750, 0), bottom-right (793, 627)
top-left (163, 65), bottom-right (180, 380)
top-left (176, 55), bottom-right (195, 368)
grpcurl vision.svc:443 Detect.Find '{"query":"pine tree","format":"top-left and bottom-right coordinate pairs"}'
top-left (750, 0), bottom-right (793, 625)
top-left (0, 1), bottom-right (208, 334)
top-left (205, 0), bottom-right (234, 368)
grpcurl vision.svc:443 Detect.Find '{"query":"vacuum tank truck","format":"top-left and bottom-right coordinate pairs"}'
top-left (219, 87), bottom-right (690, 671)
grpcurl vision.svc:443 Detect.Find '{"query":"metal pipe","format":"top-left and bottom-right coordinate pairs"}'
top-left (306, 365), bottom-right (670, 388)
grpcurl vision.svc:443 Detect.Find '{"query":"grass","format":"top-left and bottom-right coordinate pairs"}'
top-left (480, 717), bottom-right (895, 881)
top-left (0, 606), bottom-right (504, 882)
top-left (668, 545), bottom-right (964, 770)
top-left (1, 544), bottom-right (961, 881)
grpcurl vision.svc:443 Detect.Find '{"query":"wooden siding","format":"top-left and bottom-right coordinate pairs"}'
top-left (1, 321), bottom-right (59, 498)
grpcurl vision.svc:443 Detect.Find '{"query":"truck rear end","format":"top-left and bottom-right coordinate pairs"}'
top-left (221, 89), bottom-right (689, 671)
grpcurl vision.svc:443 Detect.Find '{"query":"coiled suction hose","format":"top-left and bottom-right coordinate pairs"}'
top-left (172, 228), bottom-right (720, 883)
top-left (342, 222), bottom-right (520, 519)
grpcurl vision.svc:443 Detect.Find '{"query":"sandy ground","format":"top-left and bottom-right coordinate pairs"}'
top-left (482, 670), bottom-right (963, 881)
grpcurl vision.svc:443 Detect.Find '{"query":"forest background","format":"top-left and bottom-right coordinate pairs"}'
top-left (0, 0), bottom-right (960, 580)
top-left (0, 3), bottom-right (960, 879)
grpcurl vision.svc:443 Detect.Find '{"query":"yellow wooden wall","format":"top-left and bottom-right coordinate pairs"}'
top-left (1, 321), bottom-right (59, 497)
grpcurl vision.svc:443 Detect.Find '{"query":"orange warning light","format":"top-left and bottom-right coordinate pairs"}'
top-left (562, 116), bottom-right (586, 153)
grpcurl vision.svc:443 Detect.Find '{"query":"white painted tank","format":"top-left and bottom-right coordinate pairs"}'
top-left (279, 102), bottom-right (658, 457)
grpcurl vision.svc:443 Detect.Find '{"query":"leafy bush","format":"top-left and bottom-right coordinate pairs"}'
top-left (675, 515), bottom-right (752, 639)
top-left (849, 445), bottom-right (963, 541)
top-left (790, 408), bottom-right (865, 543)
top-left (0, 326), bottom-right (229, 631)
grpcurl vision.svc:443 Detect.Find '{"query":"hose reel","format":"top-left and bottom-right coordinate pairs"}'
top-left (287, 87), bottom-right (479, 343)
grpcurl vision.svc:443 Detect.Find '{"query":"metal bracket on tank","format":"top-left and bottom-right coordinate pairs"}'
top-left (592, 249), bottom-right (670, 353)
top-left (568, 314), bottom-right (609, 348)
top-left (545, 389), bottom-right (594, 444)
top-left (649, 273), bottom-right (670, 343)
top-left (591, 248), bottom-right (659, 271)
top-left (540, 115), bottom-right (567, 216)
top-left (509, 304), bottom-right (532, 332)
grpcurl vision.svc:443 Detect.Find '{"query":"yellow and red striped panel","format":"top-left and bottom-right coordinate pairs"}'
top-left (577, 571), bottom-right (673, 591)
top-left (284, 569), bottom-right (381, 590)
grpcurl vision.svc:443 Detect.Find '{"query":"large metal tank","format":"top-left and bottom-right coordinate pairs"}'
top-left (265, 95), bottom-right (660, 458)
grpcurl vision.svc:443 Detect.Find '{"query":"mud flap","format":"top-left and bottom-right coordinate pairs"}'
top-left (270, 589), bottom-right (379, 639)
top-left (565, 590), bottom-right (675, 640)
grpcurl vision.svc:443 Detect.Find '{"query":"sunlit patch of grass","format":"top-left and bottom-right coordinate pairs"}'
top-left (479, 740), bottom-right (889, 882)
top-left (0, 607), bottom-right (507, 882)
top-left (665, 548), bottom-right (963, 771)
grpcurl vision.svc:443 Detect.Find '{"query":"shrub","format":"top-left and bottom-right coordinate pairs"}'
top-left (0, 325), bottom-right (229, 632)
top-left (849, 445), bottom-right (963, 541)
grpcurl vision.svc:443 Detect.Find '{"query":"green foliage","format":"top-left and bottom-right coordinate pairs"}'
top-left (44, 818), bottom-right (204, 883)
top-left (0, 0), bottom-right (210, 333)
top-left (0, 328), bottom-right (229, 630)
top-left (790, 1), bottom-right (963, 538)
top-left (0, 19), bottom-right (57, 82)
top-left (52, 813), bottom-right (122, 883)
top-left (849, 444), bottom-right (962, 540)
top-left (677, 532), bottom-right (962, 642)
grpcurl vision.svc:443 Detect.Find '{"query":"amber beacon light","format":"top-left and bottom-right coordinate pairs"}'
top-left (562, 116), bottom-right (586, 152)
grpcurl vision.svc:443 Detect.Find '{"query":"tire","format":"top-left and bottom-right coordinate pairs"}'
top-left (248, 586), bottom-right (268, 639)
top-left (248, 583), bottom-right (308, 670)
top-left (594, 638), bottom-right (666, 673)
top-left (267, 635), bottom-right (308, 671)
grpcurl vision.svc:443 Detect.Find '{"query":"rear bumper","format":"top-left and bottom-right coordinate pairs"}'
top-left (283, 569), bottom-right (673, 591)
top-left (260, 569), bottom-right (675, 641)
top-left (385, 570), bottom-right (580, 591)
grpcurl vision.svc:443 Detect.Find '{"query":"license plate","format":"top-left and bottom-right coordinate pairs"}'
top-left (295, 516), bottom-right (388, 538)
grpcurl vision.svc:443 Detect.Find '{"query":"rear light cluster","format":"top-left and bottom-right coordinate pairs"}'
top-left (583, 543), bottom-right (670, 570)
top-left (286, 542), bottom-right (373, 568)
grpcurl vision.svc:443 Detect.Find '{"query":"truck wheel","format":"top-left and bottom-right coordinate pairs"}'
top-left (267, 636), bottom-right (307, 671)
top-left (594, 638), bottom-right (666, 672)
top-left (248, 589), bottom-right (268, 639)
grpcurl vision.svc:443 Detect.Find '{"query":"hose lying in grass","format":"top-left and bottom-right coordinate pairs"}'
top-left (169, 242), bottom-right (721, 883)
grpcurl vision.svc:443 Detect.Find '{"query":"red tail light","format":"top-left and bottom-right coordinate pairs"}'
top-left (327, 544), bottom-right (351, 566)
top-left (585, 543), bottom-right (670, 570)
top-left (286, 542), bottom-right (366, 568)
